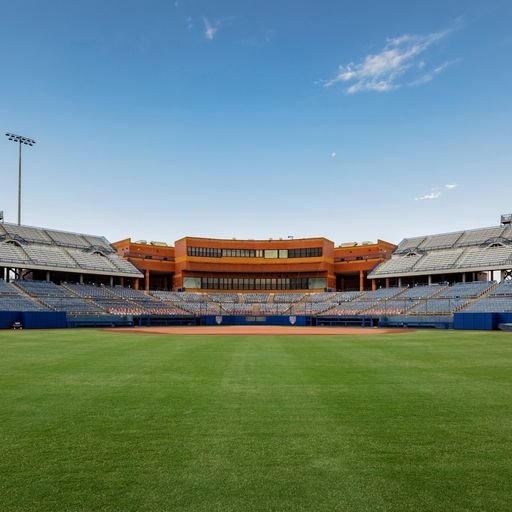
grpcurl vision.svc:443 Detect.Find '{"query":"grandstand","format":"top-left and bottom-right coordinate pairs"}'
top-left (1, 217), bottom-right (512, 329)
top-left (2, 278), bottom-right (512, 323)
top-left (369, 220), bottom-right (512, 287)
top-left (0, 222), bottom-right (142, 283)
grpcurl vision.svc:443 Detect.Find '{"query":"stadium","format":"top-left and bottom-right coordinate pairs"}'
top-left (1, 214), bottom-right (511, 330)
top-left (2, 2), bottom-right (512, 511)
top-left (2, 215), bottom-right (512, 511)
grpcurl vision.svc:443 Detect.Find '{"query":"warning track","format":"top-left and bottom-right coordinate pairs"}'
top-left (103, 325), bottom-right (414, 336)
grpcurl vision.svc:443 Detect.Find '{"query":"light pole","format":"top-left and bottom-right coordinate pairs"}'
top-left (5, 132), bottom-right (36, 225)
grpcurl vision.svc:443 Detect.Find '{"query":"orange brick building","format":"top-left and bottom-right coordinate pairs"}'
top-left (112, 237), bottom-right (395, 292)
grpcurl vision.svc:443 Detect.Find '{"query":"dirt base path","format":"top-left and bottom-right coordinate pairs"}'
top-left (103, 325), bottom-right (414, 336)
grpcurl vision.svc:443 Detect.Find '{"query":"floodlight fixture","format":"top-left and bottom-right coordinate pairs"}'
top-left (5, 132), bottom-right (36, 225)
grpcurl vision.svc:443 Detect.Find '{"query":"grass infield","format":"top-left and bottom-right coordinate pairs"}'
top-left (0, 328), bottom-right (511, 511)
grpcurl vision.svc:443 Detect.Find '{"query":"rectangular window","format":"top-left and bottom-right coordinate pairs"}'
top-left (184, 277), bottom-right (201, 289)
top-left (264, 250), bottom-right (278, 259)
top-left (288, 247), bottom-right (322, 258)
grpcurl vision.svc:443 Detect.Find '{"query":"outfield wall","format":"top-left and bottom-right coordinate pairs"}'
top-left (0, 311), bottom-right (67, 329)
top-left (201, 315), bottom-right (307, 326)
top-left (2, 310), bottom-right (512, 331)
top-left (454, 312), bottom-right (512, 330)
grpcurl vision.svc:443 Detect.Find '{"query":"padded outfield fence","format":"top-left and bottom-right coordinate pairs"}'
top-left (2, 310), bottom-right (511, 330)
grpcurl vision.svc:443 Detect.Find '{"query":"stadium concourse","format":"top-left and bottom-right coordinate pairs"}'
top-left (1, 215), bottom-right (512, 330)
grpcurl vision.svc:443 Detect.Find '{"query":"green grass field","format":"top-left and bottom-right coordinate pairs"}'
top-left (1, 329), bottom-right (511, 512)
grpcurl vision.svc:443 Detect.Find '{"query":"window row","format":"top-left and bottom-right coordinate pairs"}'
top-left (192, 277), bottom-right (312, 290)
top-left (288, 247), bottom-right (323, 258)
top-left (187, 247), bottom-right (323, 259)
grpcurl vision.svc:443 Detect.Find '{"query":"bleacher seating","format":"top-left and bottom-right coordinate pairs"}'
top-left (321, 301), bottom-right (374, 316)
top-left (63, 283), bottom-right (116, 298)
top-left (371, 254), bottom-right (422, 275)
top-left (408, 298), bottom-right (468, 315)
top-left (395, 236), bottom-right (426, 253)
top-left (462, 280), bottom-right (512, 313)
top-left (221, 303), bottom-right (254, 315)
top-left (1, 224), bottom-right (53, 244)
top-left (354, 287), bottom-right (406, 301)
top-left (1, 279), bottom-right (512, 318)
top-left (0, 222), bottom-right (141, 278)
top-left (457, 226), bottom-right (506, 246)
top-left (371, 223), bottom-right (512, 279)
top-left (259, 303), bottom-right (293, 314)
top-left (15, 280), bottom-right (68, 297)
top-left (437, 281), bottom-right (494, 298)
top-left (208, 293), bottom-right (239, 303)
top-left (23, 245), bottom-right (77, 268)
top-left (302, 292), bottom-right (340, 303)
top-left (365, 300), bottom-right (412, 316)
top-left (274, 293), bottom-right (304, 303)
top-left (46, 230), bottom-right (90, 248)
top-left (490, 280), bottom-right (512, 296)
top-left (150, 291), bottom-right (184, 302)
top-left (0, 242), bottom-right (30, 264)
top-left (413, 249), bottom-right (464, 272)
top-left (456, 246), bottom-right (512, 269)
top-left (0, 279), bottom-right (48, 312)
top-left (400, 284), bottom-right (446, 299)
top-left (419, 232), bottom-right (463, 250)
top-left (294, 302), bottom-right (338, 315)
top-left (244, 293), bottom-right (270, 303)
top-left (14, 280), bottom-right (104, 315)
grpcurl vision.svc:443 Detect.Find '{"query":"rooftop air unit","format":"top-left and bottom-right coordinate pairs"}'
top-left (501, 213), bottom-right (512, 226)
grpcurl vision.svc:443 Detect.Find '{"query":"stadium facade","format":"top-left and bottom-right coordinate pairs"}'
top-left (112, 236), bottom-right (396, 292)
top-left (1, 216), bottom-right (512, 329)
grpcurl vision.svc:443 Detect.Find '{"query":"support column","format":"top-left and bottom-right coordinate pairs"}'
top-left (120, 277), bottom-right (124, 287)
top-left (371, 279), bottom-right (377, 291)
top-left (80, 274), bottom-right (84, 284)
top-left (110, 276), bottom-right (114, 287)
top-left (359, 270), bottom-right (364, 292)
top-left (462, 273), bottom-right (466, 283)
top-left (134, 278), bottom-right (139, 290)
top-left (428, 275), bottom-right (432, 285)
top-left (46, 271), bottom-right (50, 282)
top-left (145, 269), bottom-right (150, 292)
top-left (398, 277), bottom-right (402, 288)
top-left (385, 278), bottom-right (390, 289)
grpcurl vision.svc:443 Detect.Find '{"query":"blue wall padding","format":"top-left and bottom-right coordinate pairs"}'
top-left (453, 313), bottom-right (496, 330)
top-left (0, 311), bottom-right (22, 329)
top-left (202, 315), bottom-right (307, 326)
top-left (0, 311), bottom-right (67, 329)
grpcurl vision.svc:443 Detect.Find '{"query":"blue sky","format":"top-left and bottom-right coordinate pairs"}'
top-left (1, 0), bottom-right (511, 245)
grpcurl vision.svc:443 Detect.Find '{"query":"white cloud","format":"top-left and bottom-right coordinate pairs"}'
top-left (414, 183), bottom-right (459, 201)
top-left (331, 152), bottom-right (337, 158)
top-left (408, 58), bottom-right (462, 87)
top-left (325, 25), bottom-right (459, 94)
top-left (203, 17), bottom-right (219, 41)
top-left (415, 191), bottom-right (443, 201)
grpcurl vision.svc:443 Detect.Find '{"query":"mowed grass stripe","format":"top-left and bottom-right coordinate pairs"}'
top-left (282, 332), bottom-right (512, 511)
top-left (0, 329), bottom-right (511, 511)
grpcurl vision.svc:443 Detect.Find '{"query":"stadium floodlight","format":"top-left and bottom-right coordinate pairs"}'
top-left (5, 132), bottom-right (36, 225)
